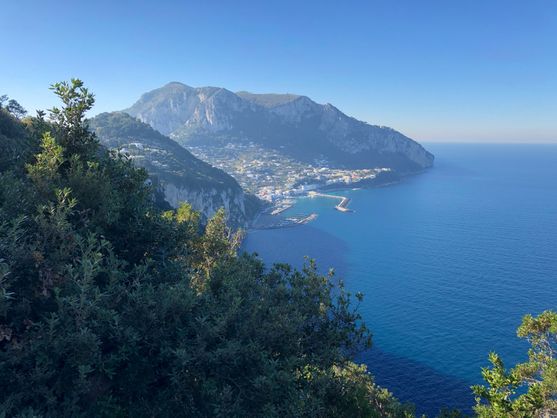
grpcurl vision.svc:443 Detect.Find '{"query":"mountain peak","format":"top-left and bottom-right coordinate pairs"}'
top-left (163, 81), bottom-right (193, 89)
top-left (125, 82), bottom-right (434, 171)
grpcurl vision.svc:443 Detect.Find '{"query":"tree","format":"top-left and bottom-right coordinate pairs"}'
top-left (6, 99), bottom-right (27, 119)
top-left (193, 207), bottom-right (243, 290)
top-left (472, 310), bottom-right (557, 417)
top-left (49, 78), bottom-right (97, 158)
top-left (25, 131), bottom-right (64, 196)
top-left (0, 80), bottom-right (408, 417)
top-left (163, 201), bottom-right (201, 238)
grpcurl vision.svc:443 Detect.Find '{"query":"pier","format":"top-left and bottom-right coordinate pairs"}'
top-left (308, 191), bottom-right (352, 212)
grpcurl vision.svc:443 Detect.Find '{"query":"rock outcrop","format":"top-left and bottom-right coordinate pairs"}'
top-left (125, 82), bottom-right (434, 173)
top-left (89, 112), bottom-right (261, 226)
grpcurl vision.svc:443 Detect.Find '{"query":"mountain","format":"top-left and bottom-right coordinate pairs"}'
top-left (125, 82), bottom-right (434, 172)
top-left (89, 112), bottom-right (261, 226)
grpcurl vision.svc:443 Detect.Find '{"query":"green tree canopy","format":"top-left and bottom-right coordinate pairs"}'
top-left (0, 80), bottom-right (413, 417)
top-left (472, 310), bottom-right (557, 417)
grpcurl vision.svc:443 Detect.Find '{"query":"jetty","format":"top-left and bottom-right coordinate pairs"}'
top-left (308, 191), bottom-right (353, 212)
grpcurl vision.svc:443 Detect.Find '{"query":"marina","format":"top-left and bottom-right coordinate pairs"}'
top-left (308, 191), bottom-right (353, 212)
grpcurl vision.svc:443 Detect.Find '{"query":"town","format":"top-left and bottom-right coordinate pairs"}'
top-left (188, 141), bottom-right (390, 204)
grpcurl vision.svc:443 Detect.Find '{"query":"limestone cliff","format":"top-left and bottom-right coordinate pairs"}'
top-left (89, 112), bottom-right (261, 227)
top-left (125, 82), bottom-right (434, 173)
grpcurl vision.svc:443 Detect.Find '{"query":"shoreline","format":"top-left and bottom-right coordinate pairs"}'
top-left (247, 169), bottom-right (427, 231)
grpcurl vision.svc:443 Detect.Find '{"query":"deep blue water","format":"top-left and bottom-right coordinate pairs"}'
top-left (243, 144), bottom-right (557, 416)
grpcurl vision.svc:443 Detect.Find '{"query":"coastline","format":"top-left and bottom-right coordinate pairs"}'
top-left (248, 169), bottom-right (411, 230)
top-left (241, 144), bottom-right (557, 415)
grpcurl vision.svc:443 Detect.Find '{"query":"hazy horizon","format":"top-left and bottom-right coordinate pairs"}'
top-left (3, 0), bottom-right (556, 143)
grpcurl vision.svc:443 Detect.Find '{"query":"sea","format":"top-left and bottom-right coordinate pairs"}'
top-left (242, 143), bottom-right (557, 416)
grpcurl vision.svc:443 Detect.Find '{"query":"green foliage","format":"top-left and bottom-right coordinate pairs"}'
top-left (26, 132), bottom-right (64, 196)
top-left (163, 201), bottom-right (200, 236)
top-left (0, 80), bottom-right (408, 417)
top-left (88, 111), bottom-right (239, 190)
top-left (436, 409), bottom-right (468, 418)
top-left (48, 79), bottom-right (98, 158)
top-left (193, 208), bottom-right (243, 290)
top-left (298, 362), bottom-right (415, 417)
top-left (175, 201), bottom-right (201, 226)
top-left (88, 111), bottom-right (264, 227)
top-left (0, 108), bottom-right (36, 172)
top-left (6, 99), bottom-right (27, 119)
top-left (472, 310), bottom-right (557, 417)
top-left (0, 95), bottom-right (27, 119)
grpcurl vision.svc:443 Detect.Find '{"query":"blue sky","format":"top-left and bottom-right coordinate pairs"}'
top-left (2, 0), bottom-right (556, 142)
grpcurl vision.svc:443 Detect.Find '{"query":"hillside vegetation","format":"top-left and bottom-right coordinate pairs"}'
top-left (89, 111), bottom-right (262, 227)
top-left (0, 82), bottom-right (415, 417)
top-left (0, 81), bottom-right (555, 417)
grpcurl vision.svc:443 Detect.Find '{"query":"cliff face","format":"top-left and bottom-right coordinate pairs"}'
top-left (124, 83), bottom-right (260, 136)
top-left (89, 112), bottom-right (261, 227)
top-left (264, 98), bottom-right (434, 171)
top-left (163, 184), bottom-right (258, 227)
top-left (125, 82), bottom-right (434, 173)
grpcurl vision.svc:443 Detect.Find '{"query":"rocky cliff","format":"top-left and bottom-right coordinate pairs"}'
top-left (89, 112), bottom-right (261, 226)
top-left (125, 82), bottom-right (434, 173)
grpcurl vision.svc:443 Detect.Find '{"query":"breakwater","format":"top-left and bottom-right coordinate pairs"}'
top-left (308, 191), bottom-right (352, 212)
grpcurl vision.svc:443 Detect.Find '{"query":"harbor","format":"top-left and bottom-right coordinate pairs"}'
top-left (251, 190), bottom-right (352, 231)
top-left (308, 191), bottom-right (353, 212)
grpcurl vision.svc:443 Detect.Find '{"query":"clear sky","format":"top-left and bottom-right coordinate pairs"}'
top-left (2, 0), bottom-right (556, 142)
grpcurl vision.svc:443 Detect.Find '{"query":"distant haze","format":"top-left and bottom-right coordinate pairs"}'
top-left (2, 0), bottom-right (556, 143)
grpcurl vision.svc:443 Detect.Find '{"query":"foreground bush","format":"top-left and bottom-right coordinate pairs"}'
top-left (0, 81), bottom-right (412, 417)
top-left (472, 311), bottom-right (557, 417)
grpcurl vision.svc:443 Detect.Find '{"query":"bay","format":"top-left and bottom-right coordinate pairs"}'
top-left (243, 143), bottom-right (557, 415)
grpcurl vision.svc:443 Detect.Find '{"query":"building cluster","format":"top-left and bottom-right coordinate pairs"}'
top-left (188, 142), bottom-right (389, 203)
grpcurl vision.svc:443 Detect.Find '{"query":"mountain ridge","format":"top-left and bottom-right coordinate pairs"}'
top-left (124, 82), bottom-right (434, 172)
